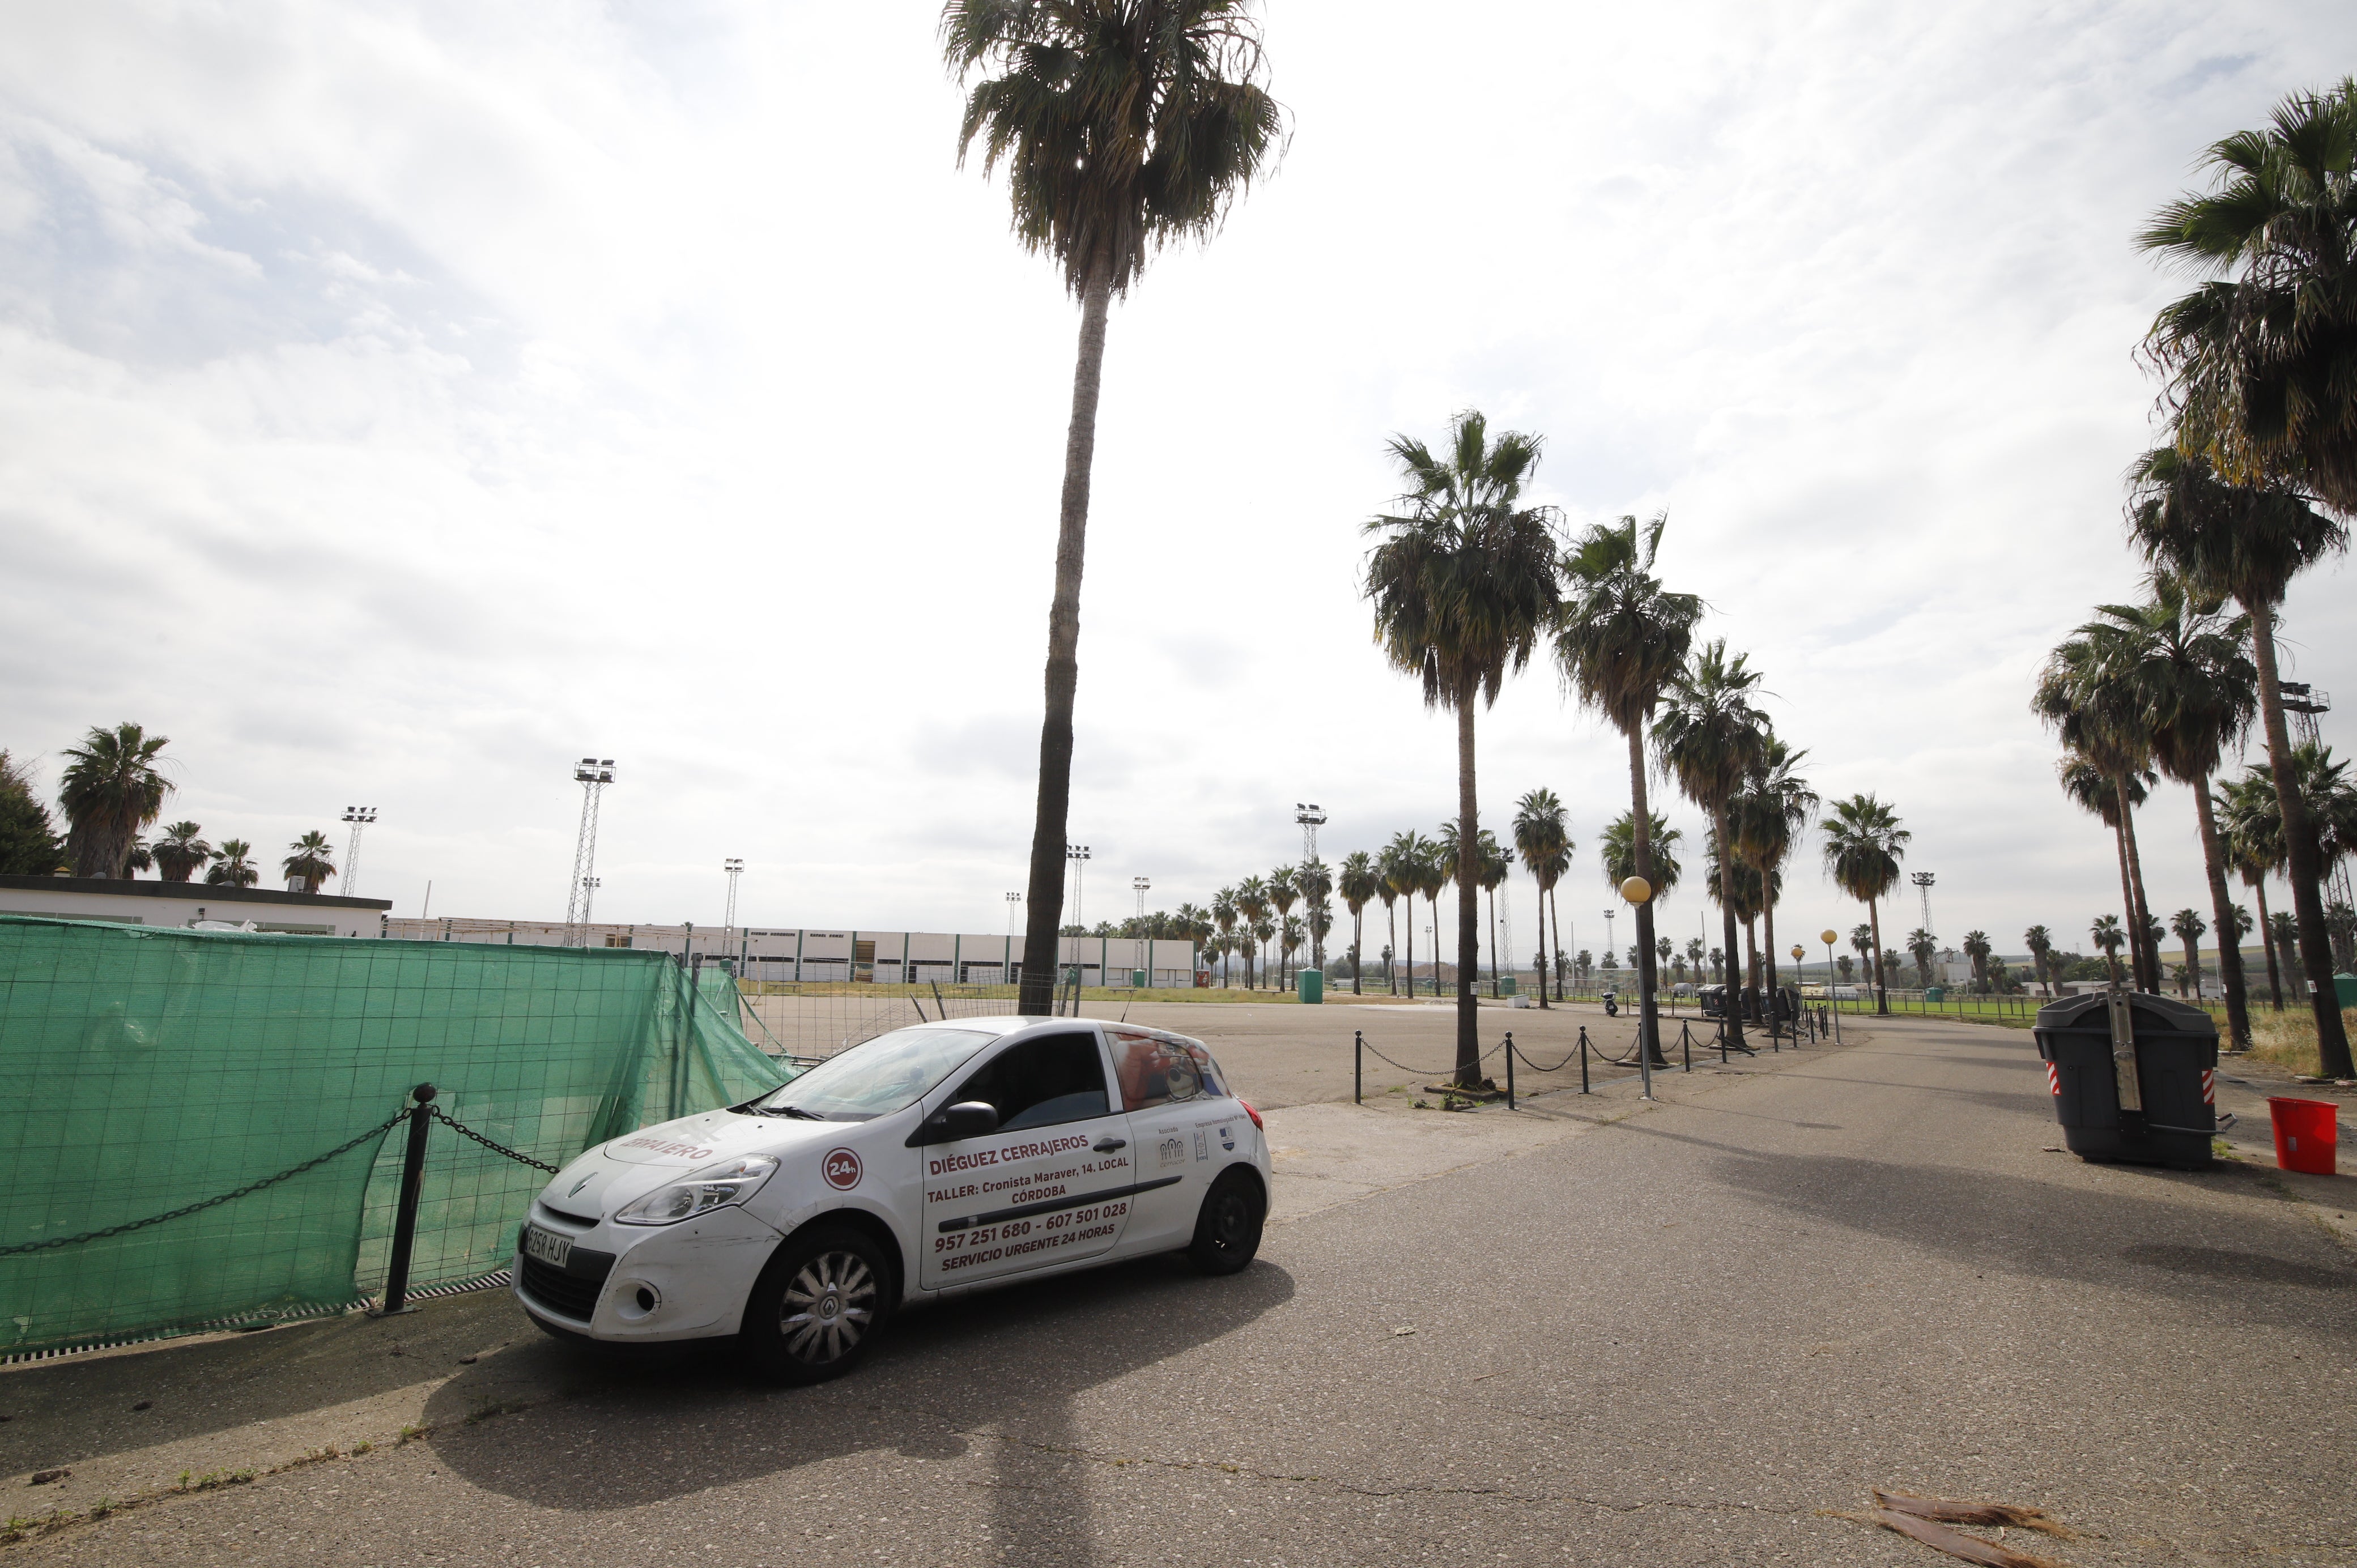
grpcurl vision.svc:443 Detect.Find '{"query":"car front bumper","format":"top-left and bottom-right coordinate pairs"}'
top-left (513, 1201), bottom-right (785, 1343)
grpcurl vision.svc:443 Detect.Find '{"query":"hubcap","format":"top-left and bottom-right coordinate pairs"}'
top-left (780, 1250), bottom-right (876, 1364)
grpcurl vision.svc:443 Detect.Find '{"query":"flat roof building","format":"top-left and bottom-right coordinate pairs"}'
top-left (0, 875), bottom-right (392, 936)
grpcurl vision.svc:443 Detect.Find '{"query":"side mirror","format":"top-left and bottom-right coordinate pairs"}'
top-left (910, 1100), bottom-right (1001, 1147)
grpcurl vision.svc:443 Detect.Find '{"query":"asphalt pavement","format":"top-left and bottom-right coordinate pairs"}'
top-left (6, 1013), bottom-right (2352, 1566)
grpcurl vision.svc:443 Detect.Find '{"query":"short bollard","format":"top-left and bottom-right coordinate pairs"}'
top-left (1579, 1028), bottom-right (1591, 1095)
top-left (1354, 1029), bottom-right (1363, 1105)
top-left (1504, 1031), bottom-right (1516, 1111)
top-left (375, 1082), bottom-right (437, 1316)
top-left (1681, 1021), bottom-right (1692, 1072)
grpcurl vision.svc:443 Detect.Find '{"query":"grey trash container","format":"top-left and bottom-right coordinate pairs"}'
top-left (2032, 990), bottom-right (2217, 1170)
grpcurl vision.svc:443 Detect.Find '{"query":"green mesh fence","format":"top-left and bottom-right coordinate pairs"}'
top-left (0, 917), bottom-right (788, 1356)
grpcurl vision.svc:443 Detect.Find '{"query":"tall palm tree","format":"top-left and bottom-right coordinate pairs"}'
top-left (58, 722), bottom-right (174, 880)
top-left (1823, 794), bottom-right (1909, 1015)
top-left (1279, 914), bottom-right (1304, 981)
top-left (2023, 924), bottom-right (2057, 996)
top-left (1509, 788), bottom-right (1570, 1009)
top-left (1265, 866), bottom-right (1299, 991)
top-left (946, 0), bottom-right (1282, 1015)
top-left (1654, 640), bottom-right (1769, 1044)
top-left (1233, 875), bottom-right (1269, 990)
top-left (1904, 928), bottom-right (1938, 989)
top-left (2056, 752), bottom-right (2158, 986)
top-left (1475, 831), bottom-right (1511, 993)
top-left (1962, 931), bottom-right (1993, 994)
top-left (1296, 858), bottom-right (1333, 970)
top-left (2270, 907), bottom-right (2301, 998)
top-left (2090, 914), bottom-right (2129, 986)
top-left (2218, 769), bottom-right (2287, 1009)
top-left (1211, 886), bottom-right (1239, 987)
top-left (2169, 908), bottom-right (2208, 998)
top-left (2125, 447), bottom-right (2351, 1073)
top-left (282, 830), bottom-right (337, 896)
top-left (1249, 909), bottom-right (1275, 987)
top-left (1363, 410), bottom-right (1560, 1084)
top-left (2074, 574), bottom-right (2260, 1043)
top-left (2139, 79), bottom-right (2357, 514)
top-left (1600, 812), bottom-right (1682, 894)
top-left (206, 839), bottom-right (259, 888)
top-left (1376, 836), bottom-right (1415, 995)
top-left (1849, 924), bottom-right (1874, 990)
top-left (151, 821), bottom-right (212, 883)
top-left (1415, 841), bottom-right (1450, 999)
top-left (1731, 735), bottom-right (1816, 1025)
top-left (1338, 851), bottom-right (1379, 996)
top-left (2037, 634), bottom-right (2167, 991)
top-left (1555, 512), bottom-right (1702, 1057)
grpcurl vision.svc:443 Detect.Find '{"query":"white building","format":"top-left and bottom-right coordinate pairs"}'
top-left (380, 917), bottom-right (1200, 987)
top-left (0, 874), bottom-right (391, 936)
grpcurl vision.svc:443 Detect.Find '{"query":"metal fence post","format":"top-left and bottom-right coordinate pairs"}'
top-left (1504, 1032), bottom-right (1515, 1110)
top-left (375, 1083), bottom-right (436, 1316)
top-left (1682, 1021), bottom-right (1692, 1072)
top-left (1354, 1030), bottom-right (1363, 1106)
top-left (1579, 1028), bottom-right (1590, 1095)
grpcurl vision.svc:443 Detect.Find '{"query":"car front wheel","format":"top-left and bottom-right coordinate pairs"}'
top-left (1186, 1168), bottom-right (1265, 1275)
top-left (742, 1224), bottom-right (890, 1384)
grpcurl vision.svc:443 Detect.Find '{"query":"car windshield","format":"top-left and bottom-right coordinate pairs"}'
top-left (742, 1027), bottom-right (998, 1122)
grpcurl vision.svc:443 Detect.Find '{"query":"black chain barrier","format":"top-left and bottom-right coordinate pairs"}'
top-left (0, 1108), bottom-right (410, 1259)
top-left (430, 1107), bottom-right (560, 1173)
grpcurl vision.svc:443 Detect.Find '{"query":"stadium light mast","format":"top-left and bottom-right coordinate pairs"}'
top-left (722, 858), bottom-right (743, 960)
top-left (1912, 871), bottom-right (1935, 940)
top-left (1066, 844), bottom-right (1090, 931)
top-left (1133, 875), bottom-right (1150, 922)
top-left (1295, 802), bottom-right (1326, 864)
top-left (565, 758), bottom-right (615, 945)
top-left (338, 807), bottom-right (377, 897)
top-left (1005, 890), bottom-right (1022, 938)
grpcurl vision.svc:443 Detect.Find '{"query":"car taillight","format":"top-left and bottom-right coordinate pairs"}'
top-left (1240, 1099), bottom-right (1263, 1130)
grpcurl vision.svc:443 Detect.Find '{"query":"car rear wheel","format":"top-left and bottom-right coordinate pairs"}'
top-left (742, 1225), bottom-right (890, 1384)
top-left (1186, 1168), bottom-right (1265, 1275)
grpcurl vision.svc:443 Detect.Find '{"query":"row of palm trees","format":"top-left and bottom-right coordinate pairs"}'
top-left (1358, 408), bottom-right (1929, 1084)
top-left (2031, 79), bottom-right (2357, 1077)
top-left (29, 722), bottom-right (344, 893)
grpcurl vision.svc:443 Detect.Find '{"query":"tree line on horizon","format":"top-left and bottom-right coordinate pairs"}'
top-left (0, 725), bottom-right (343, 894)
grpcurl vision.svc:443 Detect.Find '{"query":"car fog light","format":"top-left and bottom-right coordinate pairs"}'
top-left (633, 1285), bottom-right (658, 1313)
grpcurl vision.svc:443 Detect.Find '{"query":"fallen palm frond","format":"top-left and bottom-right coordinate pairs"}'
top-left (1874, 1488), bottom-right (2079, 1538)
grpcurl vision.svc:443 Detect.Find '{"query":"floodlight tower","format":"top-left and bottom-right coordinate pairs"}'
top-left (723, 858), bottom-right (743, 956)
top-left (580, 876), bottom-right (601, 928)
top-left (1066, 844), bottom-right (1090, 931)
top-left (564, 758), bottom-right (615, 945)
top-left (1912, 871), bottom-right (1936, 940)
top-left (1005, 890), bottom-right (1023, 938)
top-left (1295, 802), bottom-right (1326, 864)
top-left (338, 807), bottom-right (376, 897)
top-left (1133, 876), bottom-right (1150, 922)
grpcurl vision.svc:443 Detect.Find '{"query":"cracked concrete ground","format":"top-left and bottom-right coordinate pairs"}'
top-left (4, 1013), bottom-right (2352, 1566)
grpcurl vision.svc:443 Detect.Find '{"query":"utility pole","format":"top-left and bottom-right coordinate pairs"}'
top-left (565, 759), bottom-right (615, 946)
top-left (339, 807), bottom-right (376, 897)
top-left (722, 858), bottom-right (743, 969)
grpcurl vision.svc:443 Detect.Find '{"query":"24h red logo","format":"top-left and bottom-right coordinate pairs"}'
top-left (823, 1148), bottom-right (862, 1190)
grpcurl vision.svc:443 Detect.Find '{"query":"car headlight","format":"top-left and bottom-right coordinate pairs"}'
top-left (613, 1153), bottom-right (779, 1226)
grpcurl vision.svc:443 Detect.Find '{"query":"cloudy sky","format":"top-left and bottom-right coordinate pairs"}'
top-left (3, 1), bottom-right (2352, 961)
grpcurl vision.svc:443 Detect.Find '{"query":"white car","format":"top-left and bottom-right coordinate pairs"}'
top-left (512, 1016), bottom-right (1271, 1383)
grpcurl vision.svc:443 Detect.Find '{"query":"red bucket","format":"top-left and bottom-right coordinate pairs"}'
top-left (2267, 1097), bottom-right (2340, 1176)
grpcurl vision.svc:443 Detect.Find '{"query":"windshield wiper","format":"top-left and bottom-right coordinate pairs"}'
top-left (759, 1103), bottom-right (828, 1120)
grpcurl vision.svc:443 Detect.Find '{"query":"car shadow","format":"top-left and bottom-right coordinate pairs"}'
top-left (416, 1253), bottom-right (1295, 1514)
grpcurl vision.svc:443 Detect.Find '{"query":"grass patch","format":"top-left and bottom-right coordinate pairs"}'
top-left (2240, 1005), bottom-right (2356, 1078)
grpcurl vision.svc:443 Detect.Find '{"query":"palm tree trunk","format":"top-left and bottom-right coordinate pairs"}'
top-left (1626, 727), bottom-right (1662, 1063)
top-left (1869, 895), bottom-right (1887, 1015)
top-left (1548, 887), bottom-right (1563, 999)
top-left (2249, 599), bottom-right (2355, 1076)
top-left (1351, 906), bottom-right (1364, 996)
top-left (1401, 899), bottom-right (1413, 1005)
top-left (1455, 691), bottom-right (1480, 1086)
top-left (1532, 876), bottom-right (1548, 1008)
top-left (1714, 803), bottom-right (1746, 1046)
top-left (2113, 779), bottom-right (2160, 992)
top-left (2252, 879), bottom-right (2283, 1010)
top-left (2106, 806), bottom-right (2140, 990)
top-left (2190, 779), bottom-right (2251, 1047)
top-left (1016, 269), bottom-right (1113, 1016)
top-left (1760, 880), bottom-right (1780, 1038)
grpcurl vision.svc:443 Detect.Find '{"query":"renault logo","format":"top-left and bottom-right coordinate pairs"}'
top-left (569, 1175), bottom-right (593, 1197)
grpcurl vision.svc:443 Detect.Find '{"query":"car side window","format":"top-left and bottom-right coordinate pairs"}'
top-left (1111, 1032), bottom-right (1223, 1111)
top-left (949, 1033), bottom-right (1111, 1131)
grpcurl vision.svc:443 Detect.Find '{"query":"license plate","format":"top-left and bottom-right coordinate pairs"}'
top-left (522, 1224), bottom-right (571, 1269)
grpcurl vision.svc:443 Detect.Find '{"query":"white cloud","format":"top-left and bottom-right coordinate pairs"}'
top-left (0, 0), bottom-right (2351, 960)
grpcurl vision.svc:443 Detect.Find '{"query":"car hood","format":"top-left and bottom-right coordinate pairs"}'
top-left (539, 1109), bottom-right (849, 1220)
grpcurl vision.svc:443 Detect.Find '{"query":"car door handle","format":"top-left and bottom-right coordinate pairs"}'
top-left (1094, 1137), bottom-right (1127, 1152)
